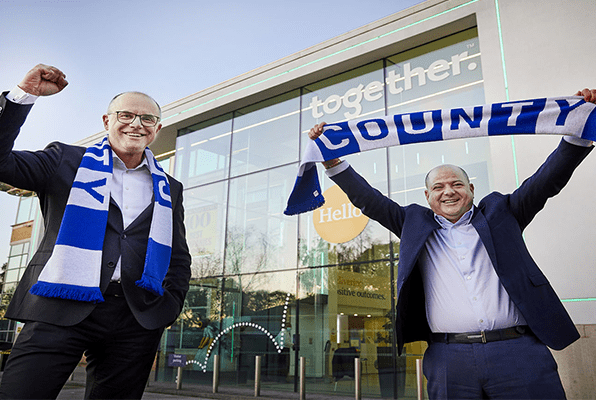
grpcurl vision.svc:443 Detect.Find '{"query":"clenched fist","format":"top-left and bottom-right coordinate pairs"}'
top-left (18, 64), bottom-right (68, 96)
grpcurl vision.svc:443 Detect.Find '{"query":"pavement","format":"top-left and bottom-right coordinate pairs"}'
top-left (56, 366), bottom-right (389, 400)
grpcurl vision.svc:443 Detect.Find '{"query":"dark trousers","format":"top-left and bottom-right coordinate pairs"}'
top-left (0, 294), bottom-right (164, 399)
top-left (423, 334), bottom-right (566, 399)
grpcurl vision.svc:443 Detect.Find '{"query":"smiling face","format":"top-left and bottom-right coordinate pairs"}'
top-left (425, 165), bottom-right (474, 223)
top-left (102, 92), bottom-right (162, 168)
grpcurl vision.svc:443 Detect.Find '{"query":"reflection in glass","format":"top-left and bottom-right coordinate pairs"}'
top-left (226, 165), bottom-right (298, 275)
top-left (214, 271), bottom-right (296, 386)
top-left (231, 91), bottom-right (300, 177)
top-left (300, 148), bottom-right (391, 268)
top-left (176, 114), bottom-right (232, 187)
top-left (184, 181), bottom-right (228, 278)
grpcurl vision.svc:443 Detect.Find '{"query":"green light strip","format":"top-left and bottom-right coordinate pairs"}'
top-left (163, 0), bottom-right (480, 122)
top-left (561, 298), bottom-right (596, 303)
top-left (494, 0), bottom-right (520, 188)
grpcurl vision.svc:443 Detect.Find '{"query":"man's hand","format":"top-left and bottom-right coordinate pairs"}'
top-left (18, 64), bottom-right (68, 96)
top-left (575, 88), bottom-right (596, 104)
top-left (308, 122), bottom-right (326, 140)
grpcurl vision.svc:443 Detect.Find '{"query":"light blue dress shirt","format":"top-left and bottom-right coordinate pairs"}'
top-left (420, 208), bottom-right (526, 333)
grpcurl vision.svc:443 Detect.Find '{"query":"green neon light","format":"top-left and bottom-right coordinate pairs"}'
top-left (494, 0), bottom-right (520, 188)
top-left (561, 298), bottom-right (596, 303)
top-left (163, 0), bottom-right (480, 122)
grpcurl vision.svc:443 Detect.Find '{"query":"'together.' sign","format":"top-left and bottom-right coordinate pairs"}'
top-left (308, 50), bottom-right (480, 120)
top-left (313, 185), bottom-right (368, 244)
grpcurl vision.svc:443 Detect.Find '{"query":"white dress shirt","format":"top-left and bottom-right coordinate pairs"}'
top-left (109, 154), bottom-right (153, 281)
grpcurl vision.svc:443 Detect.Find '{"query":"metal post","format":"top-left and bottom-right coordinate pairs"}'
top-left (176, 366), bottom-right (182, 390)
top-left (416, 358), bottom-right (424, 400)
top-left (213, 354), bottom-right (220, 393)
top-left (254, 355), bottom-right (262, 397)
top-left (299, 356), bottom-right (306, 400)
top-left (354, 357), bottom-right (361, 400)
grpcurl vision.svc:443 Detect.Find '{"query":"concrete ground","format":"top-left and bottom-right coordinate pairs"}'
top-left (57, 365), bottom-right (394, 400)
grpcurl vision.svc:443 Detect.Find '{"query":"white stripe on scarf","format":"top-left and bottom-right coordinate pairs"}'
top-left (284, 96), bottom-right (596, 215)
top-left (30, 136), bottom-right (173, 302)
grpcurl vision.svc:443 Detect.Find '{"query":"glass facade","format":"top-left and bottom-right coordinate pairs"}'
top-left (0, 195), bottom-right (39, 345)
top-left (165, 27), bottom-right (488, 397)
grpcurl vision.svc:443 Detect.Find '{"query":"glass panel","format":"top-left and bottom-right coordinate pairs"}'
top-left (219, 271), bottom-right (297, 389)
top-left (175, 114), bottom-right (232, 187)
top-left (230, 91), bottom-right (300, 177)
top-left (299, 148), bottom-right (392, 268)
top-left (226, 165), bottom-right (298, 274)
top-left (386, 28), bottom-right (484, 114)
top-left (9, 244), bottom-right (23, 257)
top-left (16, 196), bottom-right (33, 224)
top-left (301, 61), bottom-right (386, 155)
top-left (158, 278), bottom-right (223, 383)
top-left (184, 181), bottom-right (228, 278)
top-left (7, 256), bottom-right (21, 271)
top-left (296, 261), bottom-right (420, 398)
top-left (5, 269), bottom-right (19, 284)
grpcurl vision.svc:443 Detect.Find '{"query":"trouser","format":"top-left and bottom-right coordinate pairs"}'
top-left (423, 333), bottom-right (566, 399)
top-left (0, 293), bottom-right (164, 399)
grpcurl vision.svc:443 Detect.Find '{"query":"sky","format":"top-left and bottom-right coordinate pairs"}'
top-left (0, 0), bottom-right (425, 263)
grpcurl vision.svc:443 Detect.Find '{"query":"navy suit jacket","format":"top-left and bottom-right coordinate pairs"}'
top-left (0, 93), bottom-right (191, 330)
top-left (331, 138), bottom-right (592, 352)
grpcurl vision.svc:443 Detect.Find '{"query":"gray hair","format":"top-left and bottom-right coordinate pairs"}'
top-left (107, 91), bottom-right (161, 117)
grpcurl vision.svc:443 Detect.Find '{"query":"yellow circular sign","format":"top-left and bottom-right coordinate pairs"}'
top-left (313, 185), bottom-right (369, 244)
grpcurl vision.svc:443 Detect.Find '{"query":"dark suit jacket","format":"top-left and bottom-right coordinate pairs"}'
top-left (331, 138), bottom-right (592, 352)
top-left (0, 93), bottom-right (191, 330)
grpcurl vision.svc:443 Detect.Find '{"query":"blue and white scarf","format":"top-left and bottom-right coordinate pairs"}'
top-left (284, 96), bottom-right (596, 215)
top-left (29, 136), bottom-right (173, 303)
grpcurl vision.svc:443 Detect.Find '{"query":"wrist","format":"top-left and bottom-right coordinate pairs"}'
top-left (322, 158), bottom-right (342, 169)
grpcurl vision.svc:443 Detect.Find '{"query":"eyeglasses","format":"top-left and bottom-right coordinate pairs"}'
top-left (109, 111), bottom-right (160, 127)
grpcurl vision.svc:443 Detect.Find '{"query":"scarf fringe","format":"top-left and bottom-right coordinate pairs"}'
top-left (284, 196), bottom-right (325, 216)
top-left (30, 281), bottom-right (104, 303)
top-left (136, 276), bottom-right (165, 296)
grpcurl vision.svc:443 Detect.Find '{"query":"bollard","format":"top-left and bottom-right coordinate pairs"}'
top-left (213, 354), bottom-right (220, 393)
top-left (354, 357), bottom-right (361, 400)
top-left (416, 358), bottom-right (424, 400)
top-left (299, 356), bottom-right (306, 400)
top-left (254, 355), bottom-right (262, 397)
top-left (176, 366), bottom-right (183, 390)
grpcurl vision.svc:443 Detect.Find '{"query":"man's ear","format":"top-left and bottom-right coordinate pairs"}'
top-left (102, 114), bottom-right (110, 131)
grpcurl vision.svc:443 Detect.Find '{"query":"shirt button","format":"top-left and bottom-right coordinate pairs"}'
top-left (466, 276), bottom-right (472, 280)
top-left (479, 319), bottom-right (484, 323)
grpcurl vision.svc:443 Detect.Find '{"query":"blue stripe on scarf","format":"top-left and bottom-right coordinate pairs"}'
top-left (285, 97), bottom-right (596, 216)
top-left (136, 238), bottom-right (171, 296)
top-left (283, 164), bottom-right (325, 215)
top-left (29, 281), bottom-right (104, 303)
top-left (79, 152), bottom-right (113, 172)
top-left (54, 205), bottom-right (108, 250)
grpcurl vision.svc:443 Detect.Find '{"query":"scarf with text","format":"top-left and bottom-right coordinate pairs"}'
top-left (30, 136), bottom-right (173, 302)
top-left (284, 97), bottom-right (596, 215)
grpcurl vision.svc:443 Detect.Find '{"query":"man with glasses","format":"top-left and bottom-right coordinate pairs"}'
top-left (0, 64), bottom-right (191, 399)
